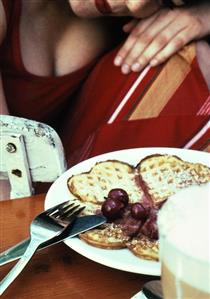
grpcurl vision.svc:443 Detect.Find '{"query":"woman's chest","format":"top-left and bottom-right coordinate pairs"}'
top-left (19, 13), bottom-right (111, 77)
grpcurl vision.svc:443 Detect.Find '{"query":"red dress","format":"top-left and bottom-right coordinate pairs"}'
top-left (62, 44), bottom-right (210, 165)
top-left (1, 0), bottom-right (209, 168)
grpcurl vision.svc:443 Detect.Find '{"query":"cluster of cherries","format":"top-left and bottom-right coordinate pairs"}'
top-left (101, 188), bottom-right (150, 221)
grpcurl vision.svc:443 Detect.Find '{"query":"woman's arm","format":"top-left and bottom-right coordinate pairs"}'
top-left (114, 2), bottom-right (210, 73)
top-left (0, 0), bottom-right (9, 114)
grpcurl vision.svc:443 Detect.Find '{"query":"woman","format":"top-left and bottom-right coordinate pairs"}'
top-left (0, 0), bottom-right (164, 116)
top-left (0, 0), bottom-right (126, 116)
top-left (1, 0), bottom-right (209, 120)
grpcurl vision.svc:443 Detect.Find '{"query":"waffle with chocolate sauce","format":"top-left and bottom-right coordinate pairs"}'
top-left (67, 154), bottom-right (210, 261)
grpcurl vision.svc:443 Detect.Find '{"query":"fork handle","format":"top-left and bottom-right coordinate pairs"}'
top-left (0, 239), bottom-right (40, 295)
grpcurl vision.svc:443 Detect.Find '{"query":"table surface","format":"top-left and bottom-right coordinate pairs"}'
top-left (0, 194), bottom-right (155, 299)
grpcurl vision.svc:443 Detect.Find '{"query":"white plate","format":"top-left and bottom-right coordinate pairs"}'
top-left (45, 147), bottom-right (210, 276)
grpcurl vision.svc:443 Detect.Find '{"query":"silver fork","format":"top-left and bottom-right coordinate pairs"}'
top-left (0, 200), bottom-right (84, 295)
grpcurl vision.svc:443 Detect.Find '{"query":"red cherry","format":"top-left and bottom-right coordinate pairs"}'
top-left (108, 188), bottom-right (129, 207)
top-left (101, 198), bottom-right (124, 220)
top-left (131, 203), bottom-right (149, 220)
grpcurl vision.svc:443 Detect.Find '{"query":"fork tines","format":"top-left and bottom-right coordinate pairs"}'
top-left (50, 200), bottom-right (85, 221)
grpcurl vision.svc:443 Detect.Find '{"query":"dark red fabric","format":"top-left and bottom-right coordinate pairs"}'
top-left (62, 46), bottom-right (210, 166)
top-left (66, 115), bottom-right (209, 166)
top-left (160, 59), bottom-right (210, 116)
top-left (87, 116), bottom-right (209, 157)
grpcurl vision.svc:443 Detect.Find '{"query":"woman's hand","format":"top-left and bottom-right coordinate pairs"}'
top-left (114, 3), bottom-right (210, 74)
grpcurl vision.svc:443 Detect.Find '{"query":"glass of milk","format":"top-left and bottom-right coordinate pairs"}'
top-left (158, 182), bottom-right (210, 299)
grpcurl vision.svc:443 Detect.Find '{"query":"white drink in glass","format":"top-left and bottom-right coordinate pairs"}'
top-left (158, 183), bottom-right (210, 299)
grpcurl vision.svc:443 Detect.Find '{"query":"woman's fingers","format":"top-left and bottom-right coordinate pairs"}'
top-left (150, 26), bottom-right (201, 66)
top-left (115, 6), bottom-right (206, 74)
top-left (130, 21), bottom-right (186, 72)
top-left (114, 12), bottom-right (160, 68)
top-left (149, 10), bottom-right (203, 66)
top-left (115, 9), bottom-right (177, 73)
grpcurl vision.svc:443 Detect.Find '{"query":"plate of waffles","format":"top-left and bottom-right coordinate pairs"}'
top-left (45, 147), bottom-right (210, 276)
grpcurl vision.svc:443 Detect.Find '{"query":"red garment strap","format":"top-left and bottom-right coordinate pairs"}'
top-left (94, 0), bottom-right (112, 15)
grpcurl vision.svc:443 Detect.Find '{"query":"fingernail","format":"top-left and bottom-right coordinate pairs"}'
top-left (121, 64), bottom-right (130, 74)
top-left (131, 63), bottom-right (141, 72)
top-left (150, 59), bottom-right (158, 66)
top-left (114, 56), bottom-right (123, 66)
